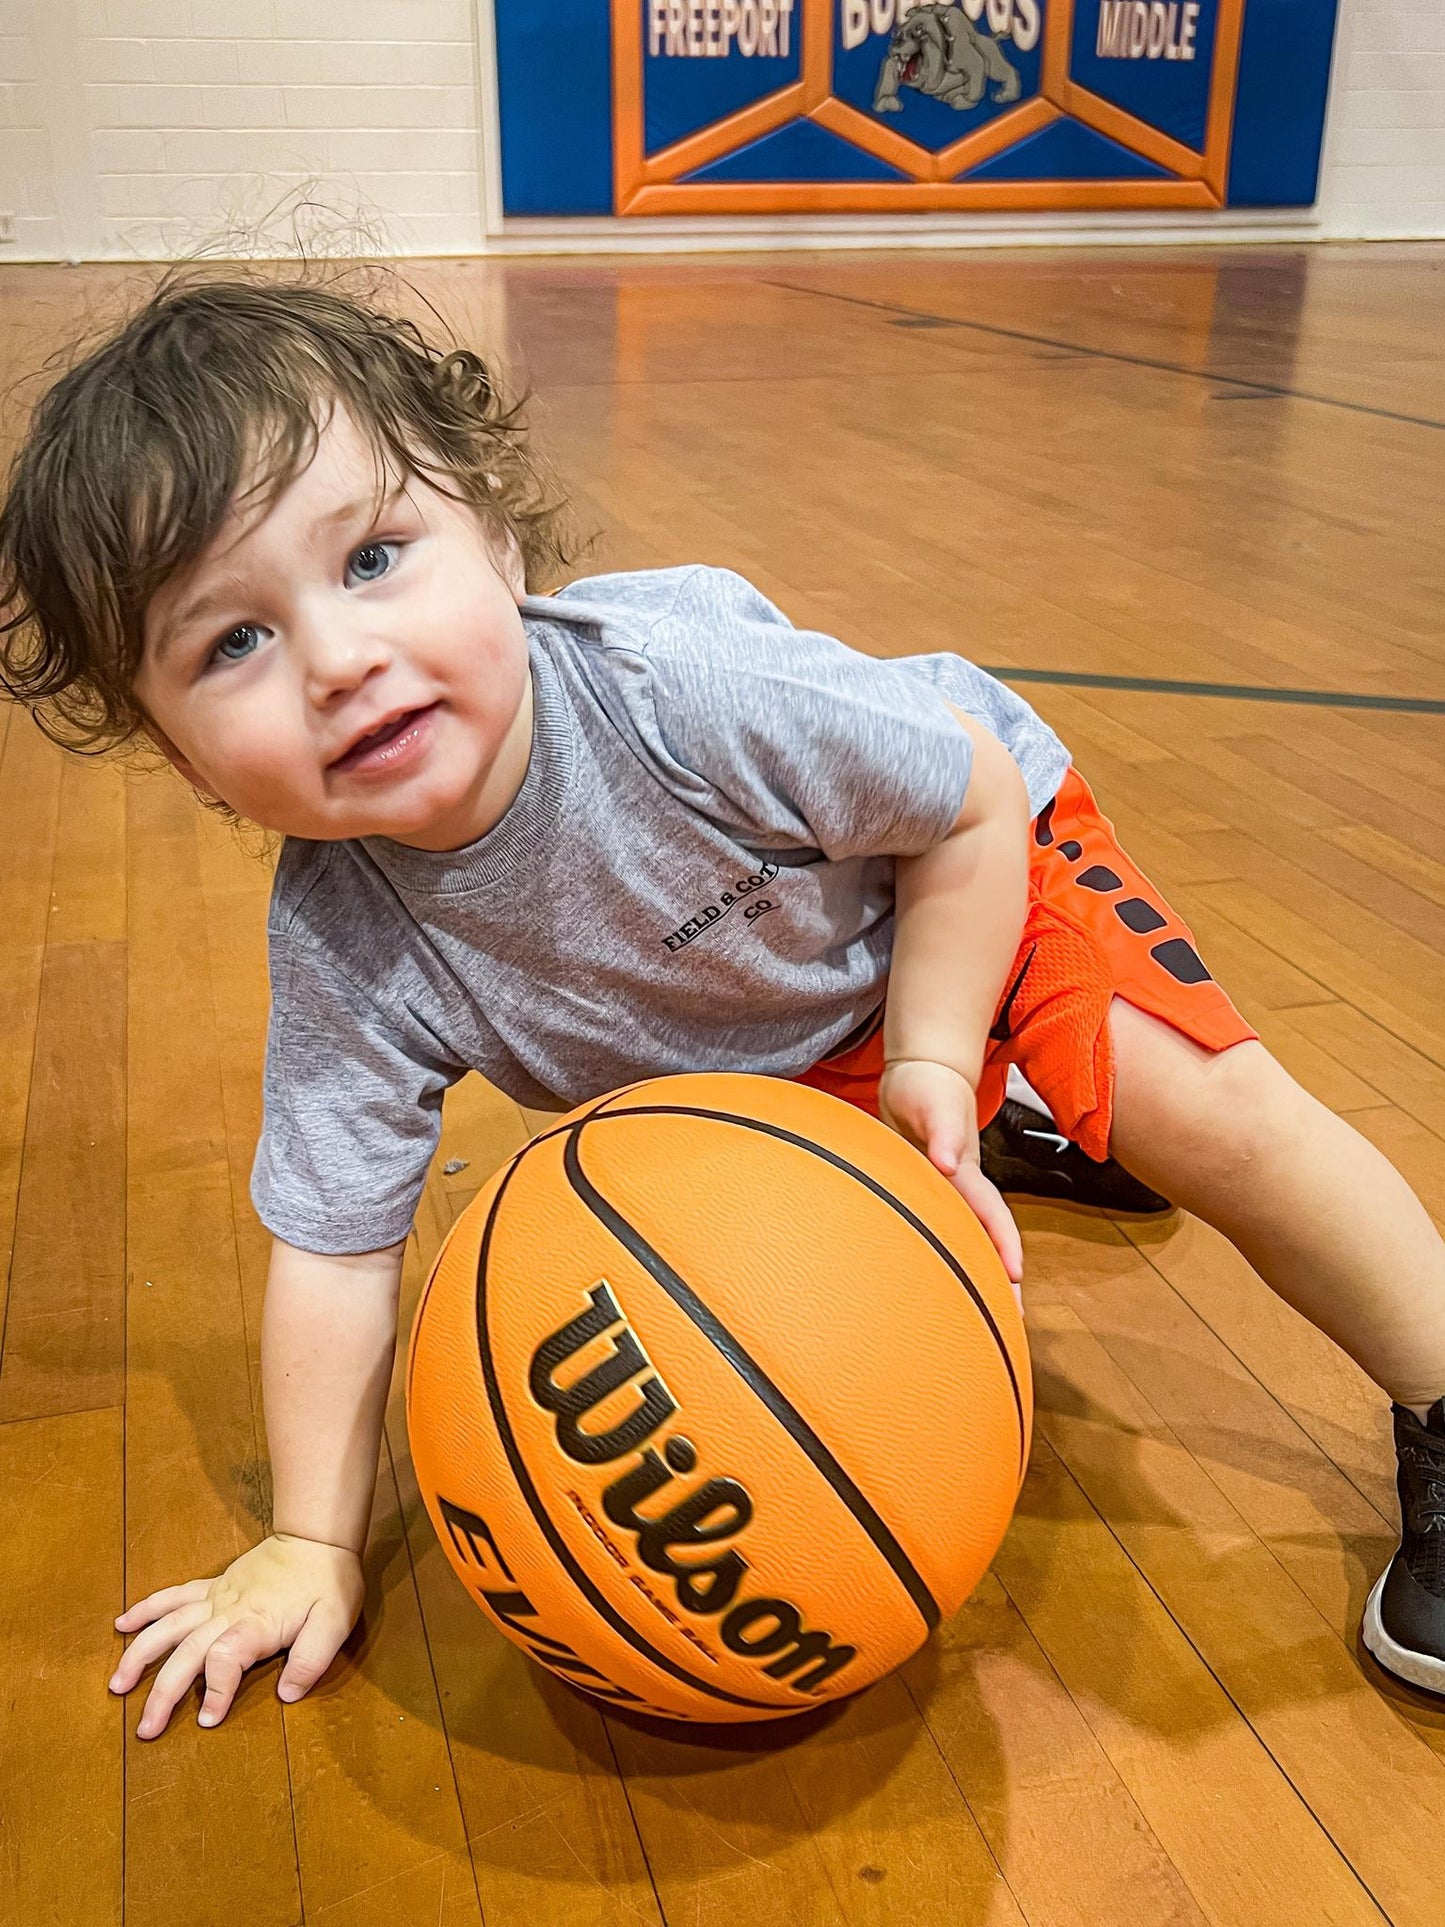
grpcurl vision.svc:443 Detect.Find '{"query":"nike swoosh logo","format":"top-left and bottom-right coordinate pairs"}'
top-left (990, 942), bottom-right (1037, 1043)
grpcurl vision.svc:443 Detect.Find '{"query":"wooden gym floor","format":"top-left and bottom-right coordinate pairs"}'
top-left (2, 243), bottom-right (1444, 1926)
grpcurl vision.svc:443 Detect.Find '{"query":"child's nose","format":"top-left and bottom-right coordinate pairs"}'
top-left (298, 614), bottom-right (393, 701)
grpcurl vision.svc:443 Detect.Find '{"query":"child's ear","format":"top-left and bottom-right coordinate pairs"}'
top-left (139, 718), bottom-right (216, 799)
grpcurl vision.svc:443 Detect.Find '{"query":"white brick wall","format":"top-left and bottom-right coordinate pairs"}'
top-left (1, 17), bottom-right (64, 258)
top-left (1316, 2), bottom-right (1445, 238)
top-left (0, 2), bottom-right (1442, 257)
top-left (0, 0), bottom-right (485, 259)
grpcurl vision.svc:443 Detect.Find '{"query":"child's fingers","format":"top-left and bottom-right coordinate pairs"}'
top-left (197, 1618), bottom-right (279, 1728)
top-left (925, 1119), bottom-right (966, 1178)
top-left (135, 1620), bottom-right (230, 1741)
top-left (115, 1579), bottom-right (211, 1631)
top-left (953, 1160), bottom-right (1025, 1289)
top-left (109, 1600), bottom-right (213, 1693)
top-left (277, 1603), bottom-right (352, 1704)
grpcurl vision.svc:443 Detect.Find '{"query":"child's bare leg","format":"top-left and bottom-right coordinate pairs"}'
top-left (1106, 999), bottom-right (1445, 1691)
top-left (1105, 1000), bottom-right (1445, 1410)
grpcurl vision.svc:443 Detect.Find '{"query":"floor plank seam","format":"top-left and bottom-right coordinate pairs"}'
top-left (1006, 1439), bottom-right (1396, 1925)
top-left (379, 1422), bottom-right (491, 1926)
top-left (1175, 891), bottom-right (1445, 1080)
top-left (1115, 1222), bottom-right (1399, 1535)
top-left (597, 1711), bottom-right (668, 1927)
top-left (896, 1666), bottom-right (1036, 1925)
top-left (0, 1398), bottom-right (126, 1429)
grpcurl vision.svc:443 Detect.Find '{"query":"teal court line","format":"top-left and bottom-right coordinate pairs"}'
top-left (979, 668), bottom-right (1445, 715)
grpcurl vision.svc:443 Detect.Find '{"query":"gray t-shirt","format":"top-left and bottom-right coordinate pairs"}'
top-left (251, 565), bottom-right (1068, 1253)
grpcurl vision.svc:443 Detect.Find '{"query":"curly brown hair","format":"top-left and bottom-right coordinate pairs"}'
top-left (0, 268), bottom-right (575, 754)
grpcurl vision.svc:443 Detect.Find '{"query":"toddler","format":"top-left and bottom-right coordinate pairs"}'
top-left (2, 276), bottom-right (1442, 1737)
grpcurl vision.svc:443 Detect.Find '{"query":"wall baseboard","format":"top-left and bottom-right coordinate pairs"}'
top-left (14, 217), bottom-right (1445, 267)
top-left (480, 208), bottom-right (1325, 256)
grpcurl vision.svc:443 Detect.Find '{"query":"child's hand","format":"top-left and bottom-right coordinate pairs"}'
top-left (110, 1532), bottom-right (364, 1739)
top-left (879, 1059), bottom-right (1025, 1288)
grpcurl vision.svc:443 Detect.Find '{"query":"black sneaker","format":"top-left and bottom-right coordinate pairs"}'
top-left (978, 1099), bottom-right (1174, 1217)
top-left (1363, 1400), bottom-right (1445, 1696)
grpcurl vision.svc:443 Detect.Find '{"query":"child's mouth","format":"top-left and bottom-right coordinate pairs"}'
top-left (330, 703), bottom-right (440, 776)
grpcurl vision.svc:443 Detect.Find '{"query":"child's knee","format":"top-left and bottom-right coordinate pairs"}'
top-left (1165, 1046), bottom-right (1283, 1186)
top-left (1194, 1040), bottom-right (1311, 1162)
top-left (1110, 1006), bottom-right (1308, 1194)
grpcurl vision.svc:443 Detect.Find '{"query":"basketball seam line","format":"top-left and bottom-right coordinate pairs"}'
top-left (564, 1122), bottom-right (943, 1637)
top-left (578, 1102), bottom-right (1030, 1484)
top-left (471, 1150), bottom-right (784, 1711)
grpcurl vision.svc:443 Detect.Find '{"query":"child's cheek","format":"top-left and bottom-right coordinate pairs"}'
top-left (229, 713), bottom-right (312, 816)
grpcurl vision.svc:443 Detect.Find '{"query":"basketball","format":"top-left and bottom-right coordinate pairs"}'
top-left (406, 1072), bottom-right (1032, 1722)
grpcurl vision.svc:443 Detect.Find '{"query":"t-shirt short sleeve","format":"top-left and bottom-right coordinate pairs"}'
top-left (250, 931), bottom-right (465, 1255)
top-left (639, 569), bottom-right (974, 861)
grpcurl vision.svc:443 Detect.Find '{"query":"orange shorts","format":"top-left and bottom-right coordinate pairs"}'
top-left (794, 765), bottom-right (1256, 1162)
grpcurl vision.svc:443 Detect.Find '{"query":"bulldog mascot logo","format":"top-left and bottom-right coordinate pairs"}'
top-left (873, 2), bottom-right (1022, 113)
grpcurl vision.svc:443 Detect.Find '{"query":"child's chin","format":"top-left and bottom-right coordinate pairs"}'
top-left (356, 781), bottom-right (476, 847)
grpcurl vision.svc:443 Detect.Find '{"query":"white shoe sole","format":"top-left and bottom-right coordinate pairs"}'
top-left (1362, 1571), bottom-right (1445, 1694)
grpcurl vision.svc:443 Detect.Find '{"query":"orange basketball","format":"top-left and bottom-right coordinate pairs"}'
top-left (405, 1072), bottom-right (1031, 1722)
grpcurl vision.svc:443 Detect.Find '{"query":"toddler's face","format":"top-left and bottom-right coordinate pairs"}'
top-left (135, 405), bottom-right (534, 850)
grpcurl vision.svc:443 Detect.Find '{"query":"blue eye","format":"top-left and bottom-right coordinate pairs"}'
top-left (346, 541), bottom-right (399, 586)
top-left (212, 623), bottom-right (262, 665)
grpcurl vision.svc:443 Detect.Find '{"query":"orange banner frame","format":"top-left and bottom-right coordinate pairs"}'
top-left (612, 0), bottom-right (1245, 214)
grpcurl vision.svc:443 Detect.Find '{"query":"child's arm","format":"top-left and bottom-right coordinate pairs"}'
top-left (109, 1235), bottom-right (406, 1738)
top-left (880, 706), bottom-right (1032, 1281)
